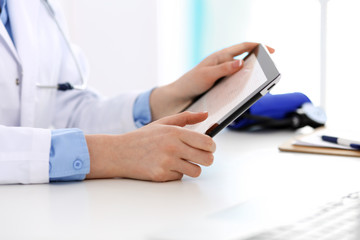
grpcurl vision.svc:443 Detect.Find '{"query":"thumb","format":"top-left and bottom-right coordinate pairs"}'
top-left (156, 111), bottom-right (208, 127)
top-left (208, 59), bottom-right (244, 81)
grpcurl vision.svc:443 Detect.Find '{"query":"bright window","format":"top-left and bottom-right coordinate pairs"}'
top-left (157, 0), bottom-right (359, 127)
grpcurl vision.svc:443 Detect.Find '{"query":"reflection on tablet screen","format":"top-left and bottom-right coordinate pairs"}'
top-left (185, 53), bottom-right (267, 134)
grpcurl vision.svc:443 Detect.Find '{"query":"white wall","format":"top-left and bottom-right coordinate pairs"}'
top-left (156, 0), bottom-right (192, 86)
top-left (58, 0), bottom-right (158, 97)
top-left (58, 0), bottom-right (360, 127)
top-left (326, 0), bottom-right (360, 128)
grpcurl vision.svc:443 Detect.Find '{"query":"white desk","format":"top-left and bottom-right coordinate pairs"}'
top-left (1, 129), bottom-right (360, 239)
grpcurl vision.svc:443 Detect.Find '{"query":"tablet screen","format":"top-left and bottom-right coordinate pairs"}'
top-left (184, 52), bottom-right (269, 134)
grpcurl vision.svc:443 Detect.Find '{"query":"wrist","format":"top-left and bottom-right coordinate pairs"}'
top-left (85, 135), bottom-right (122, 179)
top-left (150, 83), bottom-right (192, 121)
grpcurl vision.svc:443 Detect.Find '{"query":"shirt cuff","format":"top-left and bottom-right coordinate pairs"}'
top-left (133, 89), bottom-right (154, 128)
top-left (49, 129), bottom-right (90, 182)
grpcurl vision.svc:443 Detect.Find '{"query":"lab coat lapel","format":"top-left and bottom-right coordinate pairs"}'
top-left (0, 21), bottom-right (20, 63)
top-left (8, 0), bottom-right (40, 127)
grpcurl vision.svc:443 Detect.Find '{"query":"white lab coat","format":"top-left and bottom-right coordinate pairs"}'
top-left (0, 0), bottom-right (139, 184)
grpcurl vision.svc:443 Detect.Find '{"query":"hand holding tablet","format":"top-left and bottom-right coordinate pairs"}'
top-left (184, 44), bottom-right (281, 137)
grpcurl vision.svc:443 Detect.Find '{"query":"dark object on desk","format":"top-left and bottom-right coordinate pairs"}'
top-left (322, 135), bottom-right (360, 150)
top-left (228, 92), bottom-right (326, 131)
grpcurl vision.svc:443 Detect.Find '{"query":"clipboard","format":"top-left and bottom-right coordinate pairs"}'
top-left (279, 129), bottom-right (360, 158)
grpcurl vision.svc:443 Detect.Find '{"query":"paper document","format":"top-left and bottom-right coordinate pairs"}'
top-left (294, 129), bottom-right (360, 150)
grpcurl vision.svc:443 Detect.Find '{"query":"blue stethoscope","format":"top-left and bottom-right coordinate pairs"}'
top-left (37, 0), bottom-right (87, 91)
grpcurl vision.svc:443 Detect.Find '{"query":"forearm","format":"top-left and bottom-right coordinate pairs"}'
top-left (150, 82), bottom-right (192, 121)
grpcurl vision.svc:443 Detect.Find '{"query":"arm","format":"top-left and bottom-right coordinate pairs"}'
top-left (81, 43), bottom-right (275, 182)
top-left (0, 126), bottom-right (51, 184)
top-left (85, 111), bottom-right (215, 182)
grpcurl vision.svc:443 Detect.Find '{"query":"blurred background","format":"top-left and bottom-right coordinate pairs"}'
top-left (59, 0), bottom-right (359, 128)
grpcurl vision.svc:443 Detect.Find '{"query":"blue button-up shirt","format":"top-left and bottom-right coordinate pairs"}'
top-left (0, 0), bottom-right (152, 182)
top-left (0, 0), bottom-right (13, 41)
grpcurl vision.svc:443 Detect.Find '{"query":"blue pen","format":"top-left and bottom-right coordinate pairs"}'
top-left (321, 135), bottom-right (360, 150)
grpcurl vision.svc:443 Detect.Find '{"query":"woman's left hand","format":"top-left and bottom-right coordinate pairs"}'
top-left (150, 42), bottom-right (275, 121)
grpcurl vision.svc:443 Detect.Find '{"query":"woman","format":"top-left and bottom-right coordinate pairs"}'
top-left (0, 0), bottom-right (273, 184)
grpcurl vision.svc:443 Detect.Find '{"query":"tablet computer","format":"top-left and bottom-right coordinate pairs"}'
top-left (184, 44), bottom-right (281, 137)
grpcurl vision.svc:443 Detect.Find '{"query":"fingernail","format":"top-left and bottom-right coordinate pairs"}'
top-left (232, 60), bottom-right (239, 69)
top-left (232, 60), bottom-right (242, 69)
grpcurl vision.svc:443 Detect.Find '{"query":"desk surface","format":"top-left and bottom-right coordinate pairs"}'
top-left (1, 129), bottom-right (360, 239)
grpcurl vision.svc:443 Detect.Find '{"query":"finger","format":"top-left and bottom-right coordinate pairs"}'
top-left (223, 42), bottom-right (259, 58)
top-left (152, 170), bottom-right (183, 182)
top-left (224, 42), bottom-right (275, 58)
top-left (178, 142), bottom-right (214, 166)
top-left (266, 45), bottom-right (275, 53)
top-left (178, 129), bottom-right (216, 153)
top-left (157, 111), bottom-right (208, 127)
top-left (167, 171), bottom-right (184, 181)
top-left (204, 59), bottom-right (244, 81)
top-left (172, 159), bottom-right (202, 178)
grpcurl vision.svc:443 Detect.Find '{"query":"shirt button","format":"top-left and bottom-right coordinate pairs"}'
top-left (49, 162), bottom-right (52, 173)
top-left (73, 159), bottom-right (83, 170)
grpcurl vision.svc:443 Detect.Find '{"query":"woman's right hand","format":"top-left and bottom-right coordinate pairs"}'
top-left (85, 111), bottom-right (216, 182)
